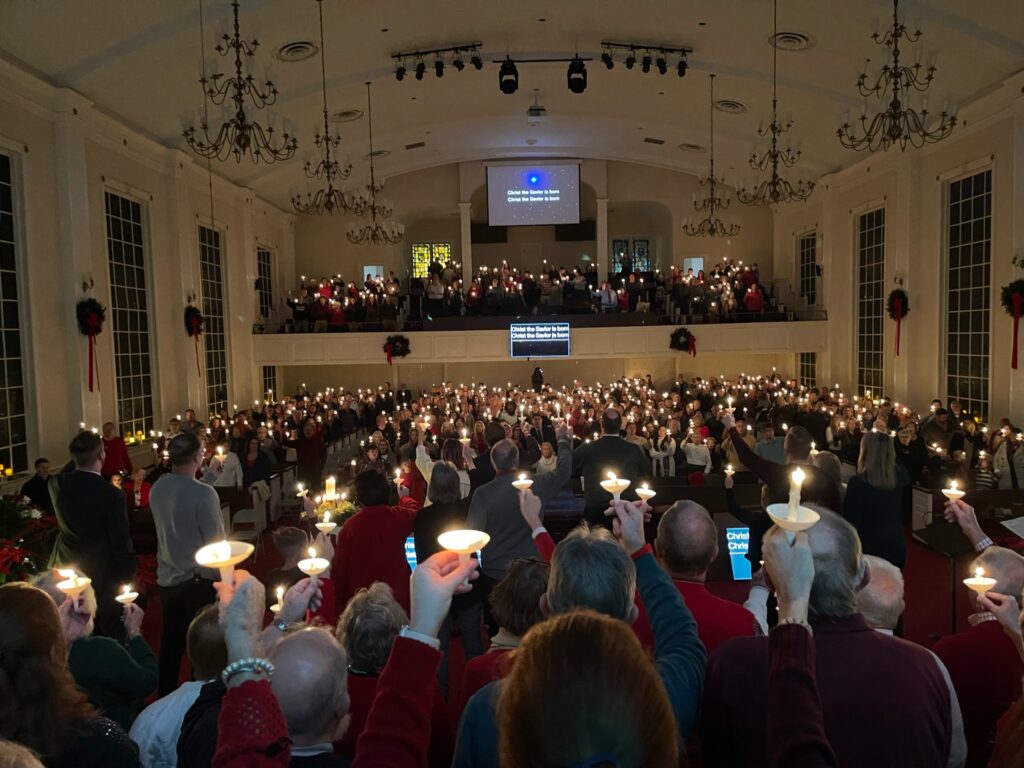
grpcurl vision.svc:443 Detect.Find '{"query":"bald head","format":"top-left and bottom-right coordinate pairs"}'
top-left (269, 627), bottom-right (350, 746)
top-left (491, 439), bottom-right (519, 473)
top-left (800, 505), bottom-right (865, 622)
top-left (856, 555), bottom-right (905, 631)
top-left (600, 408), bottom-right (622, 436)
top-left (971, 546), bottom-right (1024, 599)
top-left (656, 501), bottom-right (718, 580)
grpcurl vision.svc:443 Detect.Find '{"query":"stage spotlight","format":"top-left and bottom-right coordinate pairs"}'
top-left (415, 59), bottom-right (426, 80)
top-left (641, 52), bottom-right (652, 73)
top-left (434, 57), bottom-right (445, 77)
top-left (677, 57), bottom-right (688, 77)
top-left (656, 55), bottom-right (667, 75)
top-left (567, 56), bottom-right (587, 93)
top-left (453, 53), bottom-right (465, 71)
top-left (471, 52), bottom-right (483, 70)
top-left (601, 50), bottom-right (614, 69)
top-left (499, 56), bottom-right (518, 94)
top-left (395, 63), bottom-right (406, 81)
top-left (625, 50), bottom-right (636, 69)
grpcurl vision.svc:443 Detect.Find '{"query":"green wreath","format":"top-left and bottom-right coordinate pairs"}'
top-left (669, 327), bottom-right (697, 357)
top-left (383, 334), bottom-right (411, 363)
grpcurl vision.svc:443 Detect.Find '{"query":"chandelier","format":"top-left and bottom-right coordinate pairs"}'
top-left (291, 0), bottom-right (356, 215)
top-left (683, 74), bottom-right (740, 238)
top-left (184, 0), bottom-right (298, 164)
top-left (837, 0), bottom-right (956, 152)
top-left (737, 0), bottom-right (814, 206)
top-left (347, 82), bottom-right (404, 245)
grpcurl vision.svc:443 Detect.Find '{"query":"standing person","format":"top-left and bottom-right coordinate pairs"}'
top-left (180, 410), bottom-right (204, 436)
top-left (571, 408), bottom-right (647, 525)
top-left (49, 431), bottom-right (136, 639)
top-left (842, 431), bottom-right (908, 569)
top-left (287, 417), bottom-right (327, 492)
top-left (531, 367), bottom-right (544, 393)
top-left (101, 421), bottom-right (134, 479)
top-left (20, 457), bottom-right (53, 512)
top-left (149, 433), bottom-right (226, 696)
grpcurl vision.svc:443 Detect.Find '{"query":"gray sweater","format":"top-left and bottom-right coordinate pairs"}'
top-left (467, 434), bottom-right (572, 579)
top-left (150, 473), bottom-right (226, 587)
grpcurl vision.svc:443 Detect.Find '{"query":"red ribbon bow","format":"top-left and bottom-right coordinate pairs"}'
top-left (1012, 292), bottom-right (1022, 370)
top-left (893, 297), bottom-right (903, 357)
top-left (384, 342), bottom-right (393, 366)
top-left (86, 311), bottom-right (101, 392)
top-left (688, 335), bottom-right (697, 357)
top-left (191, 315), bottom-right (203, 377)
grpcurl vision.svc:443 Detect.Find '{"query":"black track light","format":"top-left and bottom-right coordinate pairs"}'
top-left (395, 63), bottom-right (406, 81)
top-left (499, 56), bottom-right (518, 94)
top-left (625, 50), bottom-right (636, 69)
top-left (567, 56), bottom-right (587, 93)
top-left (677, 57), bottom-right (688, 77)
top-left (453, 54), bottom-right (465, 71)
top-left (656, 55), bottom-right (667, 75)
top-left (641, 52), bottom-right (652, 73)
top-left (471, 52), bottom-right (483, 70)
top-left (414, 59), bottom-right (426, 80)
top-left (434, 57), bottom-right (444, 77)
top-left (601, 50), bottom-right (614, 69)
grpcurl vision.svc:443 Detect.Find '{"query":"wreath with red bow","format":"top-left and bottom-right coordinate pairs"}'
top-left (886, 289), bottom-right (909, 356)
top-left (1000, 279), bottom-right (1024, 370)
top-left (383, 334), bottom-right (411, 366)
top-left (184, 305), bottom-right (205, 376)
top-left (669, 327), bottom-right (697, 357)
top-left (76, 298), bottom-right (106, 392)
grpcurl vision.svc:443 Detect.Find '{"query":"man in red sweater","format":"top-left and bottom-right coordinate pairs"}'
top-left (100, 421), bottom-right (133, 479)
top-left (932, 545), bottom-right (1024, 768)
top-left (634, 500), bottom-right (758, 653)
top-left (332, 469), bottom-right (420, 613)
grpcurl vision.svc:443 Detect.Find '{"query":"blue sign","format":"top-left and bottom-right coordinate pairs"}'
top-left (726, 527), bottom-right (751, 580)
top-left (405, 536), bottom-right (418, 571)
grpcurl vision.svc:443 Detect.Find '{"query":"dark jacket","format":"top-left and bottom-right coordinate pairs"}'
top-left (571, 435), bottom-right (648, 510)
top-left (50, 716), bottom-right (141, 768)
top-left (413, 497), bottom-right (472, 564)
top-left (68, 634), bottom-right (158, 732)
top-left (842, 473), bottom-right (908, 569)
top-left (177, 678), bottom-right (225, 768)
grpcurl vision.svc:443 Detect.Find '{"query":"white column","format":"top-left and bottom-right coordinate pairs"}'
top-left (891, 155), bottom-right (915, 405)
top-left (1008, 99), bottom-right (1024, 420)
top-left (596, 198), bottom-right (609, 280)
top-left (459, 202), bottom-right (473, 280)
top-left (54, 93), bottom-right (102, 428)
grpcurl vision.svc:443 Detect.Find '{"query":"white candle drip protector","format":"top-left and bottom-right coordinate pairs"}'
top-left (56, 568), bottom-right (91, 609)
top-left (315, 510), bottom-right (337, 535)
top-left (511, 473), bottom-right (534, 491)
top-left (724, 464), bottom-right (736, 477)
top-left (195, 540), bottom-right (255, 583)
top-left (438, 529), bottom-right (489, 584)
top-left (600, 472), bottom-right (631, 501)
top-left (636, 483), bottom-right (656, 503)
top-left (941, 480), bottom-right (965, 502)
top-left (115, 584), bottom-right (138, 605)
top-left (963, 566), bottom-right (997, 595)
top-left (298, 547), bottom-right (330, 583)
top-left (766, 503), bottom-right (821, 544)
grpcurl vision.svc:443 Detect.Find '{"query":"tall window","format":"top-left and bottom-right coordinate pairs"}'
top-left (611, 238), bottom-right (651, 272)
top-left (946, 169), bottom-right (992, 418)
top-left (798, 353), bottom-right (817, 388)
top-left (856, 208), bottom-right (885, 397)
top-left (411, 242), bottom-right (452, 278)
top-left (262, 365), bottom-right (277, 400)
top-left (0, 153), bottom-right (27, 472)
top-left (105, 191), bottom-right (154, 442)
top-left (256, 246), bottom-right (273, 319)
top-left (199, 225), bottom-right (228, 415)
top-left (797, 232), bottom-right (817, 305)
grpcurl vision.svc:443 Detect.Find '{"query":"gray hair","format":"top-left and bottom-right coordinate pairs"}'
top-left (547, 525), bottom-right (635, 620)
top-left (856, 555), bottom-right (905, 630)
top-left (335, 582), bottom-right (408, 673)
top-left (801, 505), bottom-right (865, 622)
top-left (970, 546), bottom-right (1024, 599)
top-left (269, 627), bottom-right (348, 742)
top-left (31, 569), bottom-right (97, 637)
top-left (812, 451), bottom-right (842, 486)
top-left (655, 501), bottom-right (718, 579)
top-left (490, 439), bottom-right (520, 473)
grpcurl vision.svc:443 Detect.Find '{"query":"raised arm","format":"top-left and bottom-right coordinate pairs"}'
top-left (533, 429), bottom-right (573, 501)
top-left (721, 413), bottom-right (776, 483)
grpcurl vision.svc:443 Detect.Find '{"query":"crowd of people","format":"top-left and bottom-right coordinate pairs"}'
top-left (278, 258), bottom-right (776, 332)
top-left (3, 370), bottom-right (1024, 766)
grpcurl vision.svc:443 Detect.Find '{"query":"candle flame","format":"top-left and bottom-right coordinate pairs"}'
top-left (975, 566), bottom-right (984, 578)
top-left (308, 547), bottom-right (317, 559)
top-left (791, 467), bottom-right (806, 486)
top-left (607, 471), bottom-right (617, 481)
top-left (950, 480), bottom-right (958, 492)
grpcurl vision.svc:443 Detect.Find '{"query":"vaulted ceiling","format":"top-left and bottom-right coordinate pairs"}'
top-left (2, 0), bottom-right (1022, 209)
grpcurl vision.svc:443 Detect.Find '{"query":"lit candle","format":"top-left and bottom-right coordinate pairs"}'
top-left (298, 546), bottom-right (330, 583)
top-left (324, 476), bottom-right (336, 502)
top-left (270, 585), bottom-right (285, 614)
top-left (636, 483), bottom-right (656, 503)
top-left (394, 468), bottom-right (402, 486)
top-left (437, 529), bottom-right (490, 584)
top-left (963, 566), bottom-right (997, 595)
top-left (115, 584), bottom-right (139, 605)
top-left (788, 467), bottom-right (806, 522)
top-left (600, 471), bottom-right (631, 501)
top-left (942, 480), bottom-right (965, 502)
top-left (195, 539), bottom-right (254, 585)
top-left (56, 568), bottom-right (92, 609)
top-left (725, 463), bottom-right (735, 477)
top-left (296, 483), bottom-right (308, 498)
top-left (215, 446), bottom-right (225, 461)
top-left (511, 472), bottom-right (534, 491)
top-left (315, 511), bottom-right (337, 535)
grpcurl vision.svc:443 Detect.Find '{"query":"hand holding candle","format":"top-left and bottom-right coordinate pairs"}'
top-left (636, 482), bottom-right (656, 503)
top-left (56, 568), bottom-right (91, 609)
top-left (298, 546), bottom-right (329, 584)
top-left (942, 480), bottom-right (965, 502)
top-left (511, 472), bottom-right (534, 491)
top-left (787, 467), bottom-right (806, 522)
top-left (963, 566), bottom-right (997, 595)
top-left (600, 471), bottom-right (631, 501)
top-left (115, 584), bottom-right (138, 605)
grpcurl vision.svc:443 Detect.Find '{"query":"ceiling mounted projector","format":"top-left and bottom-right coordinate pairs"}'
top-left (527, 102), bottom-right (547, 124)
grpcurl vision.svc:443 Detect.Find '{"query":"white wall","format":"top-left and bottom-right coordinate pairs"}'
top-left (0, 58), bottom-right (294, 467)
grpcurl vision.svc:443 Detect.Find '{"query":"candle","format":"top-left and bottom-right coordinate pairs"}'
top-left (963, 566), bottom-right (997, 595)
top-left (511, 472), bottom-right (534, 491)
top-left (270, 585), bottom-right (285, 614)
top-left (460, 428), bottom-right (470, 445)
top-left (788, 467), bottom-right (806, 522)
top-left (636, 483), bottom-right (656, 503)
top-left (195, 539), bottom-right (254, 585)
top-left (215, 446), bottom-right (225, 461)
top-left (56, 568), bottom-right (92, 609)
top-left (941, 480), bottom-right (965, 502)
top-left (724, 464), bottom-right (735, 477)
top-left (437, 529), bottom-right (490, 584)
top-left (115, 584), bottom-right (139, 605)
top-left (394, 468), bottom-right (402, 485)
top-left (600, 471), bottom-right (631, 501)
top-left (298, 546), bottom-right (329, 582)
top-left (315, 511), bottom-right (337, 535)
top-left (296, 483), bottom-right (308, 498)
top-left (324, 476), bottom-right (336, 502)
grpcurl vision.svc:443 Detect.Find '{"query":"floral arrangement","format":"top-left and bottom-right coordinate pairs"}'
top-left (0, 495), bottom-right (55, 585)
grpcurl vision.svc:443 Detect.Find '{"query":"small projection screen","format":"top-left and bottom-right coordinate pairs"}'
top-left (486, 164), bottom-right (581, 226)
top-left (509, 322), bottom-right (571, 358)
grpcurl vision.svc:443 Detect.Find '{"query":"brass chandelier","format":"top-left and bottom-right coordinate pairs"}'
top-left (837, 0), bottom-right (956, 152)
top-left (683, 74), bottom-right (740, 238)
top-left (346, 82), bottom-right (404, 245)
top-left (736, 0), bottom-right (814, 206)
top-left (184, 0), bottom-right (298, 164)
top-left (291, 0), bottom-right (356, 215)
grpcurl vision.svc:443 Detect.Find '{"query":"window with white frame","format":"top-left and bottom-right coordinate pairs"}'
top-left (198, 225), bottom-right (228, 415)
top-left (798, 352), bottom-right (817, 388)
top-left (0, 153), bottom-right (28, 472)
top-left (856, 208), bottom-right (885, 397)
top-left (797, 232), bottom-right (817, 306)
top-left (262, 365), bottom-right (277, 400)
top-left (945, 169), bottom-right (992, 419)
top-left (105, 190), bottom-right (154, 443)
top-left (256, 246), bottom-right (273, 319)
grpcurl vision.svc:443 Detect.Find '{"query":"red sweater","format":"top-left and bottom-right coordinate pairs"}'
top-left (101, 437), bottom-right (133, 478)
top-left (634, 580), bottom-right (757, 654)
top-left (332, 498), bottom-right (420, 613)
top-left (457, 648), bottom-right (514, 719)
top-left (932, 618), bottom-right (1023, 767)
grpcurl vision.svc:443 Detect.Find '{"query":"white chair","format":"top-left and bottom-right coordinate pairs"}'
top-left (230, 491), bottom-right (268, 556)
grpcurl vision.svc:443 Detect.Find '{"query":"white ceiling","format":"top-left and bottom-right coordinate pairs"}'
top-left (2, 0), bottom-right (1023, 209)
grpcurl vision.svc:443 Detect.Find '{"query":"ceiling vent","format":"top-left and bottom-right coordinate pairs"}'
top-left (770, 31), bottom-right (815, 51)
top-left (366, 149), bottom-right (390, 159)
top-left (404, 141), bottom-right (426, 150)
top-left (329, 109), bottom-right (363, 123)
top-left (272, 40), bottom-right (318, 63)
top-left (714, 99), bottom-right (748, 114)
top-left (643, 137), bottom-right (665, 145)
top-left (678, 142), bottom-right (706, 152)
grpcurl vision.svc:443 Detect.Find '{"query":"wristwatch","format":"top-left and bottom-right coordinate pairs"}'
top-left (273, 618), bottom-right (291, 633)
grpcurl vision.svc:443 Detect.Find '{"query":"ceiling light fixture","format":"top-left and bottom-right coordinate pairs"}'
top-left (471, 52), bottom-right (483, 70)
top-left (837, 0), bottom-right (956, 152)
top-left (346, 82), bottom-right (404, 245)
top-left (677, 56), bottom-right (688, 77)
top-left (392, 42), bottom-right (484, 82)
top-left (602, 41), bottom-right (693, 79)
top-left (453, 52), bottom-right (465, 71)
top-left (499, 56), bottom-right (519, 94)
top-left (656, 55), bottom-right (667, 75)
top-left (601, 50), bottom-right (614, 69)
top-left (736, 0), bottom-right (814, 206)
top-left (683, 74), bottom-right (740, 238)
top-left (567, 55), bottom-right (587, 94)
top-left (291, 0), bottom-right (356, 216)
top-left (641, 52), bottom-right (652, 73)
top-left (394, 62), bottom-right (406, 81)
top-left (414, 59), bottom-right (426, 80)
top-left (625, 50), bottom-right (636, 69)
top-left (183, 0), bottom-right (297, 164)
top-left (434, 56), bottom-right (445, 77)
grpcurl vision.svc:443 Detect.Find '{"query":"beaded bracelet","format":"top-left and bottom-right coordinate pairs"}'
top-left (776, 617), bottom-right (813, 635)
top-left (221, 657), bottom-right (275, 686)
